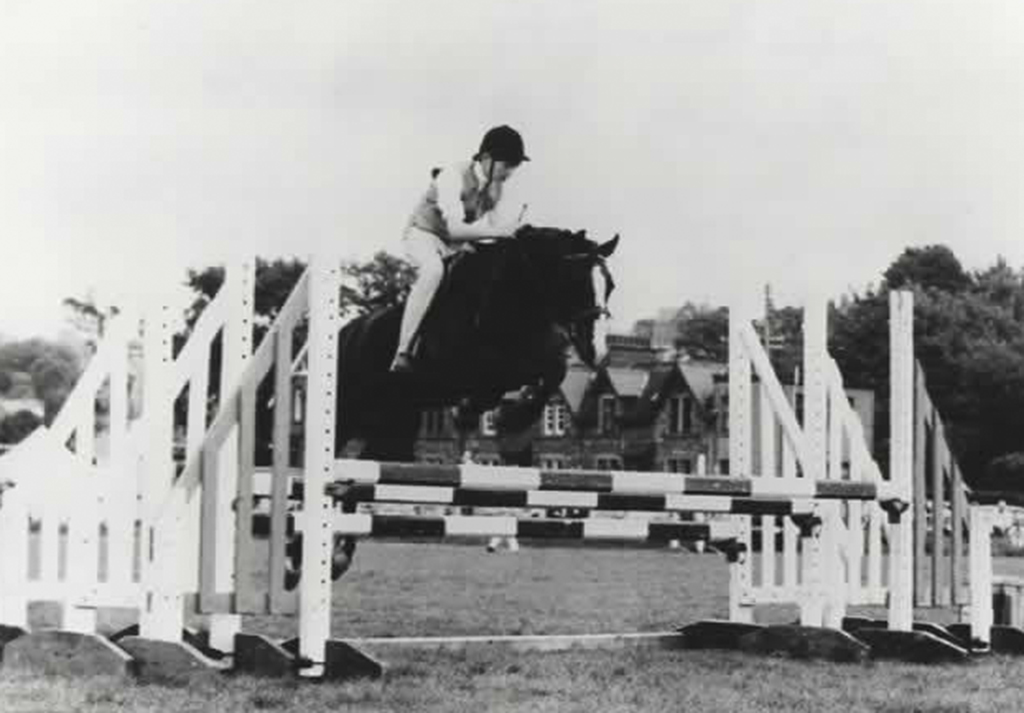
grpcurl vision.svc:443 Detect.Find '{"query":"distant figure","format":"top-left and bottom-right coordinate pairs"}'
top-left (460, 449), bottom-right (520, 554)
top-left (392, 125), bottom-right (529, 372)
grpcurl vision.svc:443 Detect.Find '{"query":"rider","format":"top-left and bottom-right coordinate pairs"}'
top-left (390, 125), bottom-right (529, 372)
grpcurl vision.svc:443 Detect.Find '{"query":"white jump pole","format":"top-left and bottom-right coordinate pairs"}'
top-left (299, 254), bottom-right (341, 677)
top-left (888, 291), bottom-right (915, 632)
top-left (727, 296), bottom-right (754, 623)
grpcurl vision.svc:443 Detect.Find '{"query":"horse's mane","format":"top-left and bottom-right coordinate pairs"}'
top-left (507, 226), bottom-right (598, 260)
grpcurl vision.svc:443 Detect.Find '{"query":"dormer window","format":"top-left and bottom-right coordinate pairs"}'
top-left (598, 395), bottom-right (616, 434)
top-left (423, 409), bottom-right (446, 437)
top-left (667, 396), bottom-right (694, 435)
top-left (480, 410), bottom-right (497, 436)
top-left (543, 402), bottom-right (568, 436)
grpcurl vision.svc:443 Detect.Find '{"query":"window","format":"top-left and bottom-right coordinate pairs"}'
top-left (667, 396), bottom-right (694, 435)
top-left (595, 456), bottom-right (622, 471)
top-left (292, 384), bottom-right (305, 425)
top-left (543, 403), bottom-right (568, 436)
top-left (718, 395), bottom-right (729, 435)
top-left (423, 409), bottom-right (446, 437)
top-left (475, 453), bottom-right (502, 466)
top-left (599, 395), bottom-right (617, 434)
top-left (665, 457), bottom-right (692, 473)
top-left (540, 456), bottom-right (568, 470)
top-left (480, 410), bottom-right (497, 436)
top-left (718, 458), bottom-right (730, 475)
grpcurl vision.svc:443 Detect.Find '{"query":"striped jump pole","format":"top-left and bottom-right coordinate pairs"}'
top-left (326, 512), bottom-right (742, 544)
top-left (326, 460), bottom-right (892, 503)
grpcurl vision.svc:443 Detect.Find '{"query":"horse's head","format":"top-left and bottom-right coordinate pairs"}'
top-left (514, 226), bottom-right (619, 368)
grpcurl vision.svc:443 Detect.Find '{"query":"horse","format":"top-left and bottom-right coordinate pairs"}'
top-left (284, 225), bottom-right (618, 588)
top-left (333, 225), bottom-right (618, 461)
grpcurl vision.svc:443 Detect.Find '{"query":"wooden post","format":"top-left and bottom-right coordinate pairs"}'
top-left (887, 291), bottom-right (915, 632)
top-left (209, 258), bottom-right (253, 653)
top-left (727, 296), bottom-right (754, 623)
top-left (759, 382), bottom-right (777, 590)
top-left (800, 298), bottom-right (828, 627)
top-left (299, 255), bottom-right (341, 675)
top-left (138, 301), bottom-right (183, 640)
top-left (0, 476), bottom-right (29, 628)
top-left (969, 505), bottom-right (994, 648)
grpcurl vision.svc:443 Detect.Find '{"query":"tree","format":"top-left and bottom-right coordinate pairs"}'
top-left (183, 253), bottom-right (415, 335)
top-left (339, 251), bottom-right (417, 317)
top-left (973, 258), bottom-right (1024, 321)
top-left (673, 303), bottom-right (729, 361)
top-left (882, 245), bottom-right (972, 293)
top-left (178, 253), bottom-right (415, 464)
top-left (62, 293), bottom-right (120, 356)
top-left (0, 339), bottom-right (82, 423)
top-left (0, 410), bottom-right (42, 445)
top-left (832, 253), bottom-right (1024, 488)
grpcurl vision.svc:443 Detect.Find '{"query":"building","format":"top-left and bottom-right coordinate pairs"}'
top-left (413, 334), bottom-right (877, 477)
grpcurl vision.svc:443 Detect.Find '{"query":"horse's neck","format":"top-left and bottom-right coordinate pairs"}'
top-left (485, 247), bottom-right (556, 331)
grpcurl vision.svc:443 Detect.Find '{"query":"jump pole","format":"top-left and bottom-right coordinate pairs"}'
top-left (299, 254), bottom-right (341, 677)
top-left (888, 291), bottom-right (915, 632)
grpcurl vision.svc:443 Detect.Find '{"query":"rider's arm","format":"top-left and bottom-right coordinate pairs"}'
top-left (436, 169), bottom-right (517, 242)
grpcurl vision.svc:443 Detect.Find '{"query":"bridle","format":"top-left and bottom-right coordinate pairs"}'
top-left (563, 253), bottom-right (615, 323)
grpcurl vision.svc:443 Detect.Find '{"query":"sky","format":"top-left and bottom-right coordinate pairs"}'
top-left (2, 0), bottom-right (1023, 340)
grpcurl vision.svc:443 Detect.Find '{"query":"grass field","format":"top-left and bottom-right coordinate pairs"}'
top-left (4, 540), bottom-right (1024, 712)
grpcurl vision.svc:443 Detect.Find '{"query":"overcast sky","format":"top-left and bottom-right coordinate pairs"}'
top-left (2, 0), bottom-right (1022, 339)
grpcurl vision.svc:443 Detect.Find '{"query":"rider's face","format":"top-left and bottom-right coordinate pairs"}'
top-left (480, 156), bottom-right (519, 183)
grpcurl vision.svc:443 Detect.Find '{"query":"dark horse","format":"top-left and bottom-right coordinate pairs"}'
top-left (333, 225), bottom-right (618, 461)
top-left (285, 225), bottom-right (618, 588)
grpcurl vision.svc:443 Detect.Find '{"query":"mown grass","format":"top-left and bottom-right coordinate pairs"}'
top-left (5, 541), bottom-right (1024, 712)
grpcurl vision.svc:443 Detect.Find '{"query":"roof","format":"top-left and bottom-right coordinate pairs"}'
top-left (560, 367), bottom-right (593, 414)
top-left (678, 360), bottom-right (724, 402)
top-left (606, 368), bottom-right (648, 397)
top-left (621, 364), bottom-right (681, 426)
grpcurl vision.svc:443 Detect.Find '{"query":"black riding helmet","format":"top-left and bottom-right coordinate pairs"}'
top-left (475, 125), bottom-right (529, 166)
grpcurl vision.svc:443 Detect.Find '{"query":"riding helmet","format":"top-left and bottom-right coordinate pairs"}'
top-left (476, 125), bottom-right (530, 165)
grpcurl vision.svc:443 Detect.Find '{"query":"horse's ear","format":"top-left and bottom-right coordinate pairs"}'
top-left (597, 234), bottom-right (620, 258)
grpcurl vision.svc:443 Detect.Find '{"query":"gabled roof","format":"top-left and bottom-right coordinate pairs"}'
top-left (678, 360), bottom-right (724, 402)
top-left (606, 368), bottom-right (648, 397)
top-left (560, 367), bottom-right (593, 414)
top-left (621, 363), bottom-right (683, 426)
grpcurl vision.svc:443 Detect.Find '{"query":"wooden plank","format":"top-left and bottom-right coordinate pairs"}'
top-left (913, 366), bottom-right (928, 606)
top-left (234, 374), bottom-right (259, 613)
top-left (951, 462), bottom-right (966, 606)
top-left (269, 329), bottom-right (295, 614)
top-left (932, 415), bottom-right (946, 606)
top-left (198, 440), bottom-right (221, 612)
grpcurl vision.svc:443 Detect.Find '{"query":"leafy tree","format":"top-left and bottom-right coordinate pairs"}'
top-left (178, 254), bottom-right (414, 464)
top-left (62, 293), bottom-right (120, 355)
top-left (832, 256), bottom-right (1024, 488)
top-left (0, 339), bottom-right (82, 422)
top-left (0, 410), bottom-right (42, 445)
top-left (339, 251), bottom-right (416, 317)
top-left (973, 257), bottom-right (1024, 321)
top-left (672, 303), bottom-right (729, 361)
top-left (983, 453), bottom-right (1024, 493)
top-left (882, 245), bottom-right (972, 293)
top-left (183, 253), bottom-right (415, 335)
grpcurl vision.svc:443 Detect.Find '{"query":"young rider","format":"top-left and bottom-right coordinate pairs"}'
top-left (391, 125), bottom-right (529, 372)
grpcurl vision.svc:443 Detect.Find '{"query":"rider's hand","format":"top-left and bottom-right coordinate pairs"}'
top-left (503, 203), bottom-right (529, 238)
